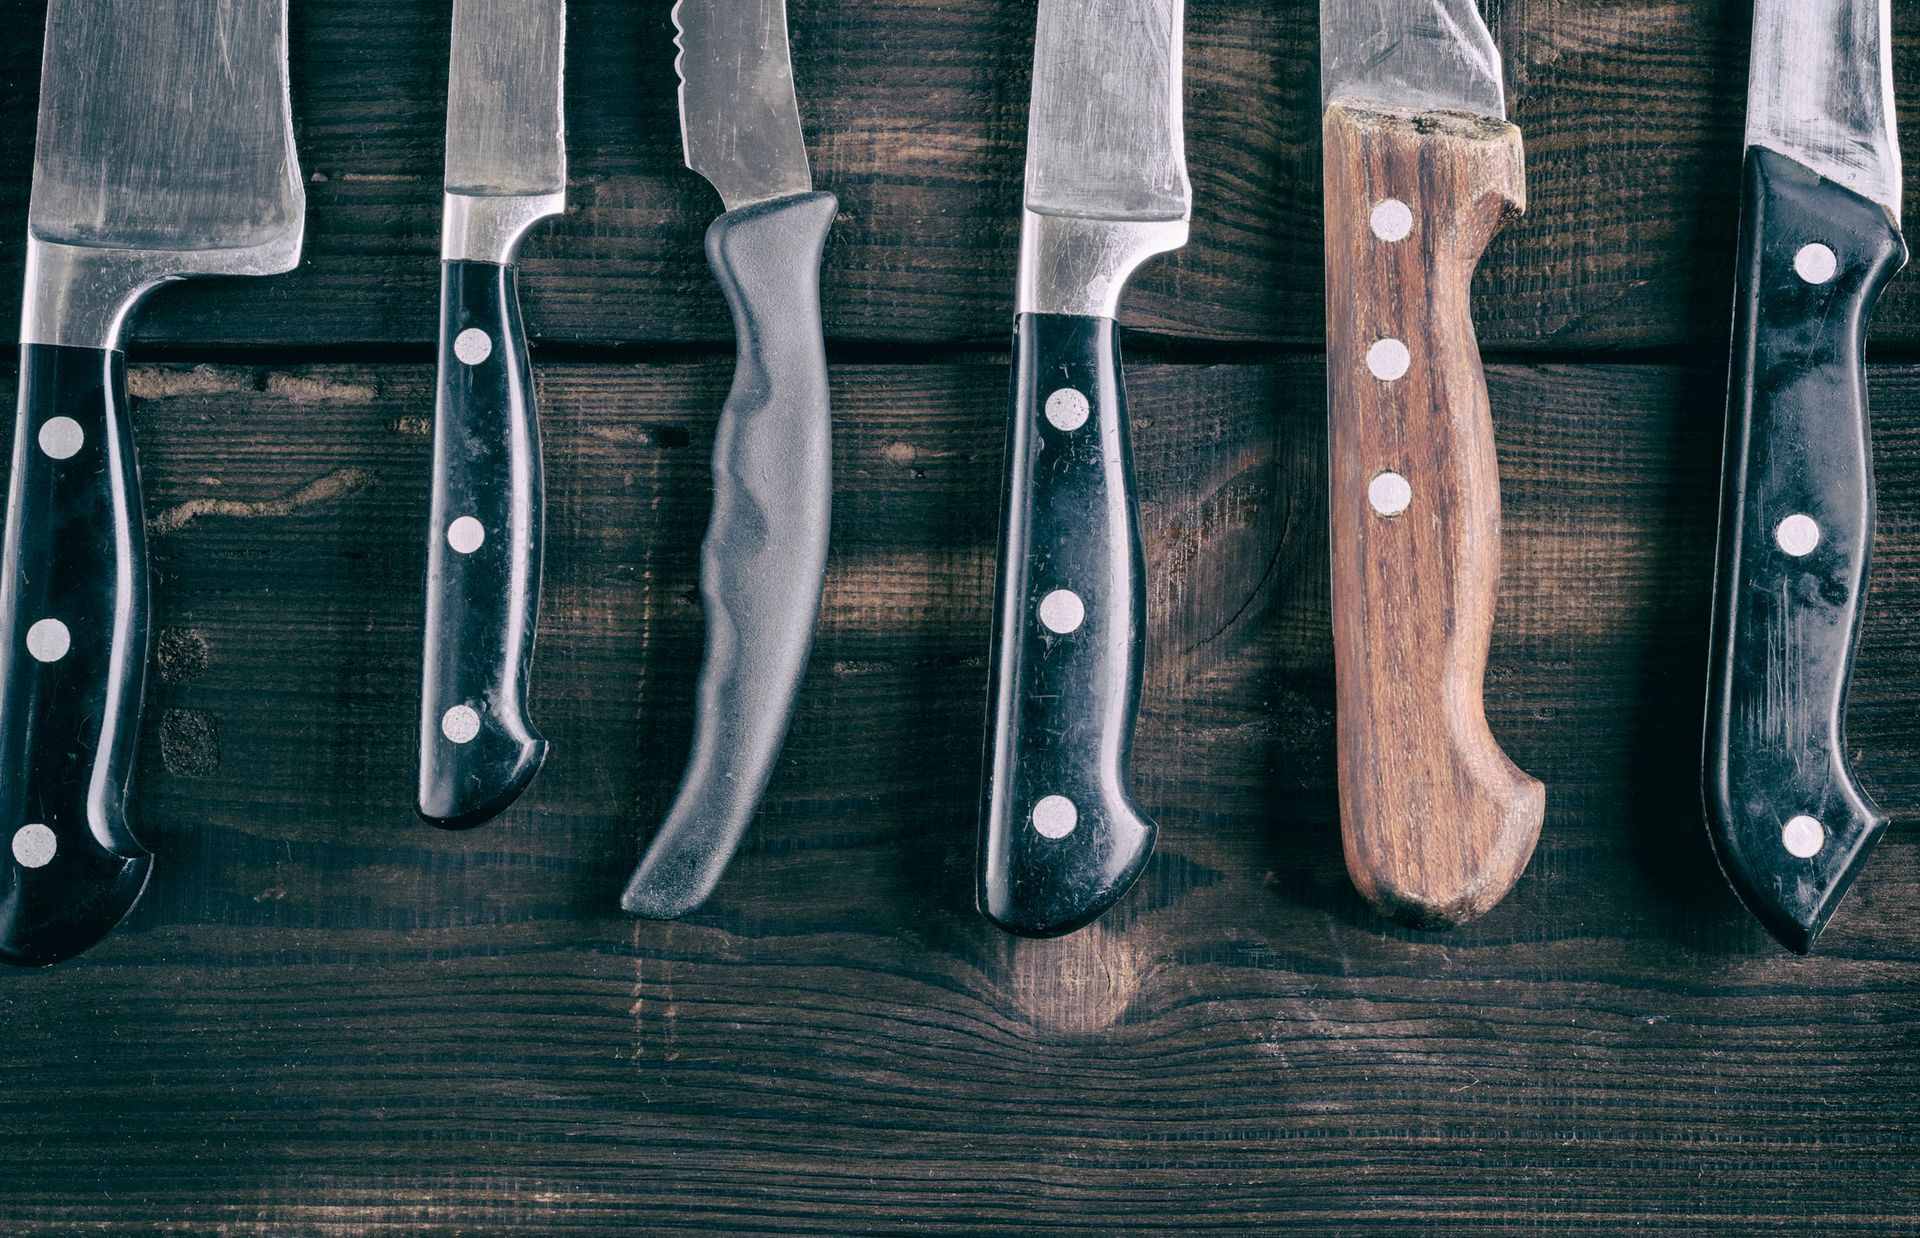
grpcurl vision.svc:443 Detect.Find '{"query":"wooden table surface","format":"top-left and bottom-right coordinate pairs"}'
top-left (6, 0), bottom-right (1920, 1231)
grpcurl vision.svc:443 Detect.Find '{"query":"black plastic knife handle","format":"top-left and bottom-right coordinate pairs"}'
top-left (1704, 146), bottom-right (1907, 953)
top-left (0, 344), bottom-right (154, 967)
top-left (418, 259), bottom-right (548, 828)
top-left (978, 312), bottom-right (1154, 938)
top-left (621, 190), bottom-right (837, 919)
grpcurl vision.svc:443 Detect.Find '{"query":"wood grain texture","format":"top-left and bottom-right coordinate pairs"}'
top-left (2, 0), bottom-right (1920, 350)
top-left (1325, 102), bottom-right (1543, 927)
top-left (0, 359), bottom-right (1917, 1229)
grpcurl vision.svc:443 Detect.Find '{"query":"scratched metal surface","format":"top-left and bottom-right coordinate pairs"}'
top-left (444, 0), bottom-right (567, 197)
top-left (672, 0), bottom-right (812, 211)
top-left (28, 0), bottom-right (300, 249)
top-left (1023, 0), bottom-right (1190, 221)
top-left (1746, 0), bottom-right (1901, 224)
top-left (1319, 0), bottom-right (1506, 117)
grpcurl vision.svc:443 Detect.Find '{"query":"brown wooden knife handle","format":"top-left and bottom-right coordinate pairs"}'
top-left (1323, 100), bottom-right (1543, 927)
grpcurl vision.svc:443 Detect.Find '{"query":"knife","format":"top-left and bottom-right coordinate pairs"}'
top-left (619, 0), bottom-right (836, 918)
top-left (417, 0), bottom-right (566, 829)
top-left (0, 0), bottom-right (304, 965)
top-left (1321, 0), bottom-right (1543, 927)
top-left (975, 0), bottom-right (1189, 937)
top-left (1703, 0), bottom-right (1905, 953)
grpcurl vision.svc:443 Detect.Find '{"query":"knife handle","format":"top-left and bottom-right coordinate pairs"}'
top-left (977, 312), bottom-right (1154, 938)
top-left (418, 259), bottom-right (548, 829)
top-left (1703, 147), bottom-right (1907, 953)
top-left (0, 344), bottom-right (154, 966)
top-left (621, 191), bottom-right (837, 919)
top-left (1323, 100), bottom-right (1543, 928)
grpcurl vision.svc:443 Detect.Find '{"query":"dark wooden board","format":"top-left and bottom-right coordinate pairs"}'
top-left (2, 0), bottom-right (1920, 351)
top-left (3, 357), bottom-right (1919, 1230)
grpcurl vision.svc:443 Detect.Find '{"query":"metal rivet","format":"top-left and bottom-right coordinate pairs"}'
top-left (441, 704), bottom-right (481, 744)
top-left (37, 416), bottom-right (83, 460)
top-left (1031, 795), bottom-right (1078, 840)
top-left (1370, 198), bottom-right (1414, 242)
top-left (1037, 589), bottom-right (1085, 634)
top-left (1775, 513), bottom-right (1821, 557)
top-left (1783, 814), bottom-right (1825, 859)
top-left (26, 618), bottom-right (69, 663)
top-left (1367, 338), bottom-right (1411, 382)
top-left (1044, 388), bottom-right (1090, 432)
top-left (453, 328), bottom-right (493, 365)
top-left (1795, 243), bottom-right (1838, 285)
top-left (447, 516), bottom-right (486, 555)
top-left (1368, 471), bottom-right (1412, 518)
top-left (11, 823), bottom-right (55, 869)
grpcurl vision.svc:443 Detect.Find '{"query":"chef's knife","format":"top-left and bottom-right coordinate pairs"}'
top-left (620, 0), bottom-right (835, 918)
top-left (418, 0), bottom-right (566, 829)
top-left (1, 0), bottom-right (304, 965)
top-left (1321, 0), bottom-right (1543, 926)
top-left (976, 0), bottom-right (1189, 937)
top-left (1704, 0), bottom-right (1905, 953)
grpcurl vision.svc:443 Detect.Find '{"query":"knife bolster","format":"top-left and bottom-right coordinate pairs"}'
top-left (21, 229), bottom-right (305, 351)
top-left (1016, 211), bottom-right (1188, 318)
top-left (441, 190), bottom-right (567, 265)
top-left (19, 239), bottom-right (174, 351)
top-left (1323, 99), bottom-right (1542, 928)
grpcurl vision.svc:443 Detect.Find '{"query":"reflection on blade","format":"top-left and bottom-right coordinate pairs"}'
top-left (446, 0), bottom-right (567, 197)
top-left (1748, 0), bottom-right (1901, 225)
top-left (674, 0), bottom-right (812, 212)
top-left (1319, 0), bottom-right (1505, 120)
top-left (1025, 0), bottom-right (1190, 221)
top-left (29, 0), bottom-right (302, 252)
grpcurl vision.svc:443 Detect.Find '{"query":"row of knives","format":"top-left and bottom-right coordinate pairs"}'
top-left (0, 0), bottom-right (1903, 966)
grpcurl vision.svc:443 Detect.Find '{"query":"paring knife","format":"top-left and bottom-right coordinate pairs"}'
top-left (1703, 0), bottom-right (1905, 952)
top-left (418, 0), bottom-right (566, 829)
top-left (1321, 0), bottom-right (1543, 926)
top-left (1, 0), bottom-right (304, 965)
top-left (619, 0), bottom-right (835, 918)
top-left (977, 0), bottom-right (1190, 937)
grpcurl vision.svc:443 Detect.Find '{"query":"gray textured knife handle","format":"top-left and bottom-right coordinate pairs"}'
top-left (622, 190), bottom-right (836, 919)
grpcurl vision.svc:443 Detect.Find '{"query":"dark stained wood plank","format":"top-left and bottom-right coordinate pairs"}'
top-left (1, 0), bottom-right (1918, 350)
top-left (1, 357), bottom-right (1919, 1229)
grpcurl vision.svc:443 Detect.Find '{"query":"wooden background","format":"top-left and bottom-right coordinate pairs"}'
top-left (4, 0), bottom-right (1920, 1230)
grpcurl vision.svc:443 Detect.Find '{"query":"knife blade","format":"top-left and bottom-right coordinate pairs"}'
top-left (620, 0), bottom-right (836, 919)
top-left (976, 0), bottom-right (1189, 938)
top-left (2, 0), bottom-right (304, 965)
top-left (417, 0), bottom-right (566, 829)
top-left (1704, 0), bottom-right (1905, 952)
top-left (1320, 0), bottom-right (1543, 926)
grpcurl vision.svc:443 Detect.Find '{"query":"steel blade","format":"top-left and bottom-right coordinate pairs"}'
top-left (29, 0), bottom-right (302, 256)
top-left (1320, 0), bottom-right (1506, 120)
top-left (1024, 0), bottom-right (1190, 222)
top-left (674, 0), bottom-right (811, 212)
top-left (1748, 0), bottom-right (1900, 226)
top-left (445, 0), bottom-right (566, 197)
